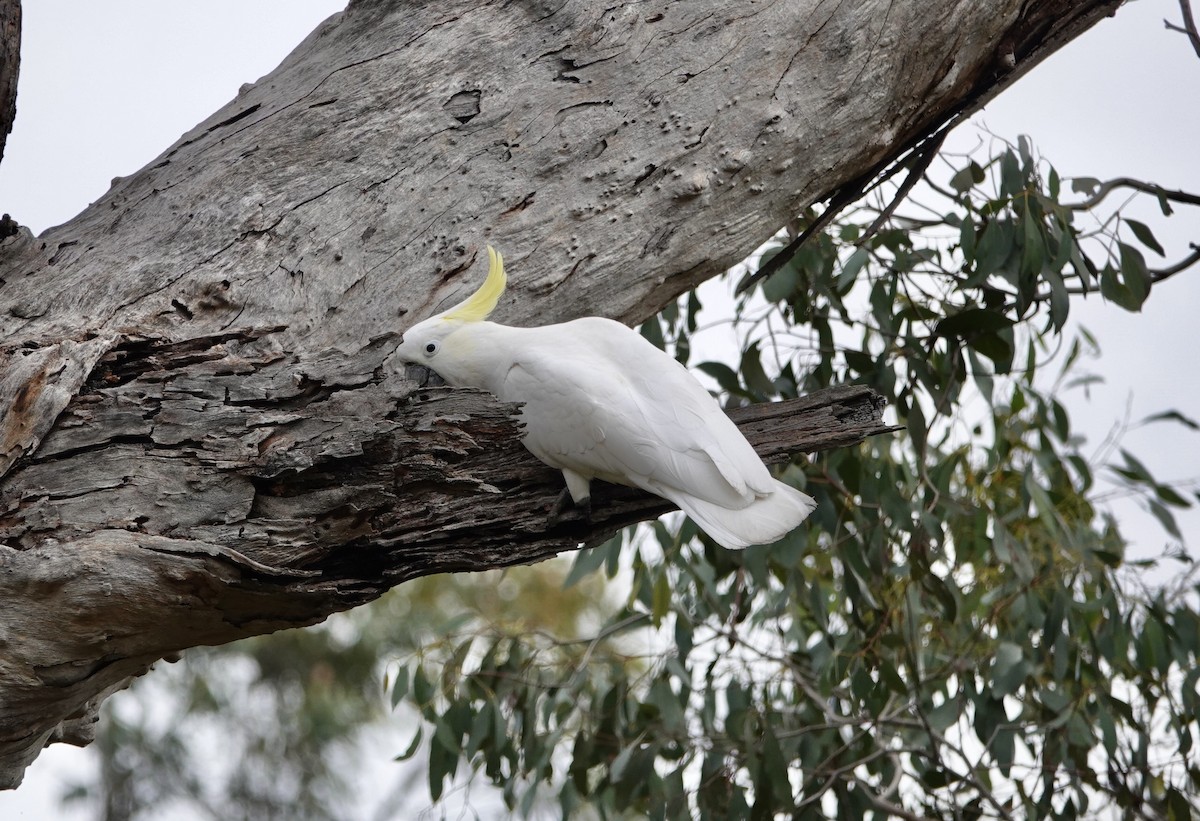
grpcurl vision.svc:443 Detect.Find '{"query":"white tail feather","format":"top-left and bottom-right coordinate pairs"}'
top-left (664, 480), bottom-right (816, 550)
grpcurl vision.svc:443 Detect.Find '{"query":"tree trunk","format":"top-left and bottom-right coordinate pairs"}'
top-left (0, 0), bottom-right (1121, 788)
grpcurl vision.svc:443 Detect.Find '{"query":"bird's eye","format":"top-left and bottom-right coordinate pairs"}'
top-left (424, 341), bottom-right (439, 356)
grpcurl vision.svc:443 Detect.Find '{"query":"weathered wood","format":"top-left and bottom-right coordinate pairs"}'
top-left (0, 0), bottom-right (18, 169)
top-left (0, 324), bottom-right (893, 785)
top-left (0, 0), bottom-right (1122, 788)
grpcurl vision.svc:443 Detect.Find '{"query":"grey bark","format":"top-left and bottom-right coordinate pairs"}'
top-left (0, 0), bottom-right (1121, 788)
top-left (0, 0), bottom-right (17, 170)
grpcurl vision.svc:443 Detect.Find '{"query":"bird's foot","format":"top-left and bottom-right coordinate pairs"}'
top-left (549, 489), bottom-right (591, 526)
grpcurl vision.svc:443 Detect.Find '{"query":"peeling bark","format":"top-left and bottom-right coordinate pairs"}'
top-left (0, 0), bottom-right (1121, 788)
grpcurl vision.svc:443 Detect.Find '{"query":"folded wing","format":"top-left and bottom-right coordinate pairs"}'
top-left (499, 318), bottom-right (815, 548)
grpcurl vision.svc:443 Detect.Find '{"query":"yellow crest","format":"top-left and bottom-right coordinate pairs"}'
top-left (441, 246), bottom-right (506, 323)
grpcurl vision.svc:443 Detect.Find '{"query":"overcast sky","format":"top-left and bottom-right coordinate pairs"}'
top-left (1, 0), bottom-right (1198, 817)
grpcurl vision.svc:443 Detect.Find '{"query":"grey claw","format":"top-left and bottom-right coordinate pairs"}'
top-left (549, 489), bottom-right (591, 525)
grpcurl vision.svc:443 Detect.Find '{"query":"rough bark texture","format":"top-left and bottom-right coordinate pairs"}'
top-left (0, 0), bottom-right (17, 169)
top-left (0, 0), bottom-right (1121, 788)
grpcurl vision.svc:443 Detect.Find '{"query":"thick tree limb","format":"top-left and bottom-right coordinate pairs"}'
top-left (0, 324), bottom-right (893, 785)
top-left (0, 0), bottom-right (1123, 786)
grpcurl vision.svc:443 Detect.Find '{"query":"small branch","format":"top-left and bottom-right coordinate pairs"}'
top-left (864, 791), bottom-right (928, 821)
top-left (1165, 0), bottom-right (1200, 59)
top-left (734, 129), bottom-right (949, 296)
top-left (856, 130), bottom-right (948, 247)
top-left (1065, 176), bottom-right (1200, 211)
top-left (734, 181), bottom-right (868, 295)
top-left (1151, 242), bottom-right (1200, 284)
top-left (1060, 242), bottom-right (1200, 295)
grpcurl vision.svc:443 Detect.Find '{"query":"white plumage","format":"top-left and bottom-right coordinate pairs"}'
top-left (395, 247), bottom-right (816, 549)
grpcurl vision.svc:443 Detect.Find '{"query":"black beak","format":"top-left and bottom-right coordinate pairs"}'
top-left (405, 364), bottom-right (445, 388)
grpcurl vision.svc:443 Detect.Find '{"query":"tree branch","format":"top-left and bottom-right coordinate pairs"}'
top-left (1151, 242), bottom-right (1200, 284)
top-left (0, 0), bottom-right (19, 167)
top-left (1165, 0), bottom-right (1200, 59)
top-left (1065, 176), bottom-right (1200, 211)
top-left (1056, 243), bottom-right (1199, 297)
top-left (0, 0), bottom-right (1126, 787)
top-left (0, 327), bottom-right (895, 786)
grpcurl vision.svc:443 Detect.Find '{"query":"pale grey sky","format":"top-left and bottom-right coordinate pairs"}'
top-left (1, 0), bottom-right (1197, 817)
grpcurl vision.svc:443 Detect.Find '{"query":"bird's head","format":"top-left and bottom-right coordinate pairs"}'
top-left (396, 245), bottom-right (507, 387)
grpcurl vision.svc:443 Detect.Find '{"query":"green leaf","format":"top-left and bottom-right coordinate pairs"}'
top-left (761, 264), bottom-right (799, 304)
top-left (651, 571), bottom-right (671, 627)
top-left (992, 726), bottom-right (1016, 776)
top-left (686, 289), bottom-right (702, 332)
top-left (1100, 263), bottom-right (1135, 310)
top-left (991, 642), bottom-right (1027, 697)
top-left (564, 539), bottom-right (612, 589)
top-left (907, 399), bottom-right (927, 456)
top-left (844, 348), bottom-right (874, 375)
top-left (950, 160), bottom-right (986, 193)
top-left (610, 735), bottom-right (642, 783)
top-left (879, 659), bottom-right (907, 694)
top-left (935, 308), bottom-right (1014, 338)
top-left (967, 332), bottom-right (1014, 373)
top-left (696, 361), bottom-right (741, 394)
top-left (758, 722), bottom-right (789, 801)
top-left (465, 703), bottom-right (492, 759)
top-left (1119, 242), bottom-right (1151, 309)
top-left (1021, 211), bottom-right (1045, 276)
top-left (1126, 219), bottom-right (1165, 256)
top-left (739, 342), bottom-right (776, 398)
top-left (391, 666), bottom-right (410, 708)
top-left (974, 219), bottom-right (1015, 282)
top-left (1116, 448), bottom-right (1155, 484)
top-left (928, 700), bottom-right (960, 733)
top-left (958, 214), bottom-right (977, 262)
top-left (428, 730), bottom-right (457, 801)
top-left (835, 247), bottom-right (870, 292)
top-left (999, 149), bottom-right (1023, 197)
top-left (413, 666), bottom-right (434, 707)
top-left (1070, 176), bottom-right (1101, 194)
top-left (1167, 787), bottom-right (1192, 821)
top-left (394, 726), bottom-right (423, 761)
top-left (1142, 409), bottom-right (1200, 430)
top-left (1156, 484), bottom-right (1192, 508)
top-left (1148, 499), bottom-right (1182, 539)
top-left (1043, 266), bottom-right (1070, 332)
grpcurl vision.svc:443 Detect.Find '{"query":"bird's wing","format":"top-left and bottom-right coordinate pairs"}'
top-left (500, 318), bottom-right (773, 509)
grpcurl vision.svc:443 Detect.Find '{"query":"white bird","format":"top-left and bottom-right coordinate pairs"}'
top-left (395, 247), bottom-right (816, 549)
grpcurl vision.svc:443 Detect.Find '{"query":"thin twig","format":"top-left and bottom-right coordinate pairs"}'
top-left (1165, 0), bottom-right (1200, 58)
top-left (1150, 242), bottom-right (1200, 284)
top-left (1060, 242), bottom-right (1200, 295)
top-left (857, 130), bottom-right (948, 246)
top-left (865, 791), bottom-right (929, 821)
top-left (1065, 176), bottom-right (1200, 211)
top-left (735, 129), bottom-right (948, 295)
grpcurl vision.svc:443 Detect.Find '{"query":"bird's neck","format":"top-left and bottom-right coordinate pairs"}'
top-left (441, 321), bottom-right (523, 394)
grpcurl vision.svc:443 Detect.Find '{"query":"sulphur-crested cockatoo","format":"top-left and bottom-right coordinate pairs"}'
top-left (395, 247), bottom-right (816, 549)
